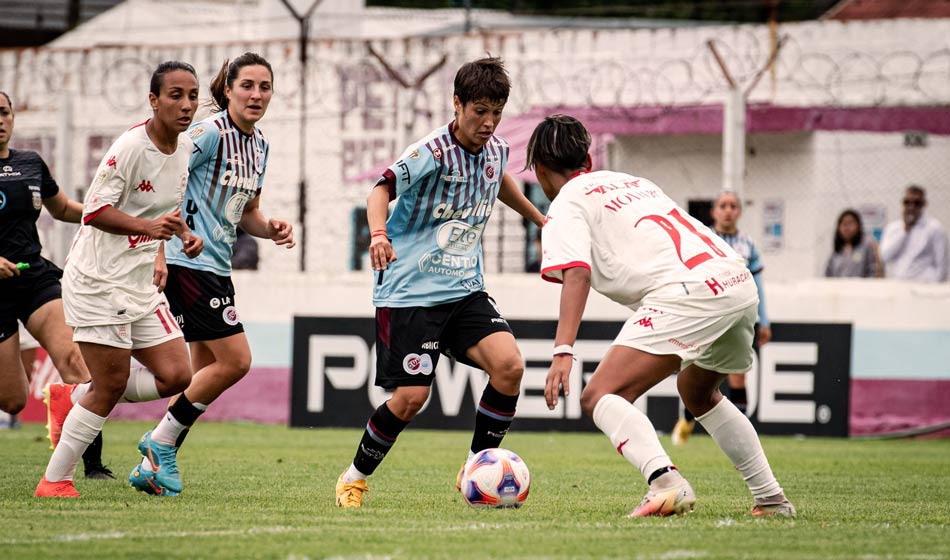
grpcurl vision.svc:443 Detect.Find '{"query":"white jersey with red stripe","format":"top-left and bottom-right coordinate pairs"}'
top-left (63, 122), bottom-right (191, 327)
top-left (540, 170), bottom-right (757, 316)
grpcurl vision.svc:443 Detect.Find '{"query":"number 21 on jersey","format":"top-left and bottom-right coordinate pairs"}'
top-left (636, 208), bottom-right (726, 270)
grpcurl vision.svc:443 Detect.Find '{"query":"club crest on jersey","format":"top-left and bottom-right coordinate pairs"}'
top-left (432, 147), bottom-right (443, 159)
top-left (29, 185), bottom-right (42, 209)
top-left (483, 162), bottom-right (497, 183)
top-left (254, 147), bottom-right (264, 174)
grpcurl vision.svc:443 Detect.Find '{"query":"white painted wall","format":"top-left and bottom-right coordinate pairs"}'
top-left (612, 130), bottom-right (950, 281)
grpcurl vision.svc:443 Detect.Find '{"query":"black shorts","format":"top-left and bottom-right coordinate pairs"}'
top-left (164, 264), bottom-right (244, 343)
top-left (0, 256), bottom-right (62, 342)
top-left (375, 291), bottom-right (514, 389)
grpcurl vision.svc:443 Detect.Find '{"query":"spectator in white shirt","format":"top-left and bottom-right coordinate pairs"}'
top-left (880, 185), bottom-right (948, 282)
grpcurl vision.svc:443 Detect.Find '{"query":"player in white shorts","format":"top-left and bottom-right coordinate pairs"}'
top-left (529, 115), bottom-right (795, 518)
top-left (34, 61), bottom-right (205, 498)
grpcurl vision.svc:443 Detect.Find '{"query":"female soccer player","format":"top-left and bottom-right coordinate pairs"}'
top-left (132, 52), bottom-right (294, 496)
top-left (334, 57), bottom-right (545, 508)
top-left (533, 115), bottom-right (795, 518)
top-left (34, 61), bottom-right (205, 498)
top-left (0, 91), bottom-right (112, 477)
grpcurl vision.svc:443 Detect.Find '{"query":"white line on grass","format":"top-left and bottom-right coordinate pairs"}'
top-left (2, 525), bottom-right (300, 546)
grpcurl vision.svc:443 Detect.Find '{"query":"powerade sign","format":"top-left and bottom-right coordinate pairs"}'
top-left (290, 318), bottom-right (851, 437)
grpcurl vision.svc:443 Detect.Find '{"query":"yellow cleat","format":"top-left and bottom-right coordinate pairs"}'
top-left (671, 418), bottom-right (696, 446)
top-left (628, 478), bottom-right (696, 518)
top-left (335, 471), bottom-right (368, 508)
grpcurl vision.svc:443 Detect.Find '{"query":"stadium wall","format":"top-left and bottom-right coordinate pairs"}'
top-left (20, 275), bottom-right (949, 436)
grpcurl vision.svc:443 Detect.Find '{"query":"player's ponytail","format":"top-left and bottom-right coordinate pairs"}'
top-left (208, 52), bottom-right (275, 113)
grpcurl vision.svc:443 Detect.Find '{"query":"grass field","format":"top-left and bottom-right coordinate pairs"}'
top-left (2, 421), bottom-right (949, 559)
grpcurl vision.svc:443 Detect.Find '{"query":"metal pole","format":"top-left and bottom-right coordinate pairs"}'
top-left (278, 0), bottom-right (323, 272)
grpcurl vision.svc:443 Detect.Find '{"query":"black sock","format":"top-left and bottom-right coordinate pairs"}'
top-left (168, 395), bottom-right (205, 448)
top-left (352, 402), bottom-right (409, 476)
top-left (683, 408), bottom-right (695, 422)
top-left (470, 382), bottom-right (518, 453)
top-left (730, 387), bottom-right (748, 414)
top-left (82, 431), bottom-right (105, 469)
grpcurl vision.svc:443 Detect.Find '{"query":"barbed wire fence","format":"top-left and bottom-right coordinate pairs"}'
top-left (1, 20), bottom-right (948, 274)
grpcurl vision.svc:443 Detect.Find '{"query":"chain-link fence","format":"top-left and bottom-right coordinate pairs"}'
top-left (3, 16), bottom-right (949, 276)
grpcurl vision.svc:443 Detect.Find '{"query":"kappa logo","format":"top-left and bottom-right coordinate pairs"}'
top-left (635, 317), bottom-right (655, 330)
top-left (135, 180), bottom-right (155, 193)
top-left (106, 156), bottom-right (117, 169)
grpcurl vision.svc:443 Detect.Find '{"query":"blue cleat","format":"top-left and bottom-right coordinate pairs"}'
top-left (137, 431), bottom-right (183, 494)
top-left (129, 463), bottom-right (179, 497)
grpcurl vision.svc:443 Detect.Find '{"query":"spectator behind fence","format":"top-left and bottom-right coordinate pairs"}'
top-left (231, 227), bottom-right (259, 270)
top-left (880, 185), bottom-right (948, 282)
top-left (824, 209), bottom-right (882, 278)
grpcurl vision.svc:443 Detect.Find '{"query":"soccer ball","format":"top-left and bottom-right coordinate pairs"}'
top-left (460, 448), bottom-right (530, 508)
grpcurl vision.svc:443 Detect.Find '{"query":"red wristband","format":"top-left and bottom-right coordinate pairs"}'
top-left (371, 230), bottom-right (389, 239)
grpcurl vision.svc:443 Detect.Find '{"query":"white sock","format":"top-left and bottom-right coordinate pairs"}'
top-left (697, 397), bottom-right (782, 499)
top-left (150, 400), bottom-right (207, 447)
top-left (592, 393), bottom-right (673, 482)
top-left (70, 382), bottom-right (91, 404)
top-left (119, 367), bottom-right (161, 403)
top-left (342, 463), bottom-right (369, 483)
top-left (44, 404), bottom-right (106, 482)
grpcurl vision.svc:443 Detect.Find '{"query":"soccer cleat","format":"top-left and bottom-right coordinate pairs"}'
top-left (84, 463), bottom-right (116, 480)
top-left (455, 463), bottom-right (464, 492)
top-left (671, 418), bottom-right (696, 446)
top-left (43, 383), bottom-right (76, 450)
top-left (751, 498), bottom-right (797, 518)
top-left (137, 431), bottom-right (182, 493)
top-left (34, 477), bottom-right (80, 498)
top-left (628, 479), bottom-right (696, 518)
top-left (129, 464), bottom-right (179, 497)
top-left (335, 471), bottom-right (368, 508)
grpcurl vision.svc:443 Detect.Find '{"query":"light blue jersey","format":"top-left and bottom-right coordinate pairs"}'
top-left (373, 122), bottom-right (508, 307)
top-left (166, 111), bottom-right (269, 275)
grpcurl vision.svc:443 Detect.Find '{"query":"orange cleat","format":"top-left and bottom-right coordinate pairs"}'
top-left (43, 383), bottom-right (76, 450)
top-left (628, 478), bottom-right (696, 518)
top-left (35, 477), bottom-right (80, 498)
